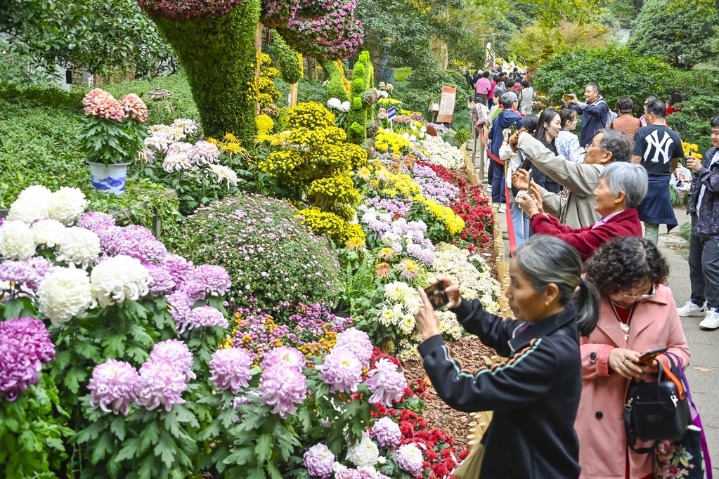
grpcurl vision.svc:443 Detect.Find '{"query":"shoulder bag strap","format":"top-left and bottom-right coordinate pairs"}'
top-left (668, 353), bottom-right (713, 477)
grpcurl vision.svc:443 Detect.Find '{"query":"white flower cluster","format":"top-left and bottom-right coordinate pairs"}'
top-left (419, 135), bottom-right (465, 169)
top-left (31, 219), bottom-right (66, 247)
top-left (37, 267), bottom-right (94, 326)
top-left (326, 97), bottom-right (350, 113)
top-left (162, 142), bottom-right (195, 172)
top-left (90, 255), bottom-right (151, 307)
top-left (7, 186), bottom-right (87, 226)
top-left (208, 164), bottom-right (238, 186)
top-left (379, 281), bottom-right (421, 336)
top-left (55, 227), bottom-right (101, 269)
top-left (377, 90), bottom-right (389, 99)
top-left (345, 432), bottom-right (380, 468)
top-left (429, 244), bottom-right (502, 316)
top-left (0, 220), bottom-right (36, 260)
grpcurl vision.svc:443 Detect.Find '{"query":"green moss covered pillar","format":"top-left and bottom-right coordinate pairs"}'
top-left (151, 0), bottom-right (260, 145)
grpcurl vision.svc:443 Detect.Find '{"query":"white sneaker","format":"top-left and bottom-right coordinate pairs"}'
top-left (493, 202), bottom-right (500, 210)
top-left (498, 204), bottom-right (507, 213)
top-left (677, 301), bottom-right (706, 317)
top-left (699, 310), bottom-right (719, 330)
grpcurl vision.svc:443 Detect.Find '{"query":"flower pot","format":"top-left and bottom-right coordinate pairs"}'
top-left (89, 162), bottom-right (129, 195)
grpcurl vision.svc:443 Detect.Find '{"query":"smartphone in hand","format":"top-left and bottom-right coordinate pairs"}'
top-left (637, 346), bottom-right (669, 366)
top-left (424, 282), bottom-right (449, 309)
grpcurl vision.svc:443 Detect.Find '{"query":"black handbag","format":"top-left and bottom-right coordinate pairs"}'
top-left (624, 354), bottom-right (690, 451)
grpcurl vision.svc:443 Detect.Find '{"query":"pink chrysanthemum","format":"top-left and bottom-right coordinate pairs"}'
top-left (83, 89), bottom-right (125, 121)
top-left (88, 359), bottom-right (140, 415)
top-left (261, 346), bottom-right (305, 373)
top-left (185, 306), bottom-right (229, 332)
top-left (303, 443), bottom-right (335, 479)
top-left (209, 348), bottom-right (253, 393)
top-left (363, 358), bottom-right (407, 407)
top-left (334, 327), bottom-right (373, 368)
top-left (317, 347), bottom-right (363, 393)
top-left (145, 263), bottom-right (176, 296)
top-left (120, 94), bottom-right (148, 123)
top-left (76, 211), bottom-right (116, 233)
top-left (0, 318), bottom-right (55, 402)
top-left (135, 359), bottom-right (188, 412)
top-left (148, 339), bottom-right (195, 380)
top-left (259, 364), bottom-right (307, 418)
top-left (371, 417), bottom-right (402, 448)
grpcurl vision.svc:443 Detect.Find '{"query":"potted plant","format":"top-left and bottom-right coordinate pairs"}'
top-left (77, 88), bottom-right (148, 194)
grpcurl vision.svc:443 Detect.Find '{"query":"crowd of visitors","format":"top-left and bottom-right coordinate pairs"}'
top-left (415, 75), bottom-right (719, 477)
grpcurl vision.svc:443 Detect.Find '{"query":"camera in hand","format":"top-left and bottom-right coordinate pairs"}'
top-left (424, 282), bottom-right (449, 309)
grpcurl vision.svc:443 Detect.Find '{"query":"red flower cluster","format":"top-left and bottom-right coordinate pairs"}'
top-left (417, 161), bottom-right (494, 252)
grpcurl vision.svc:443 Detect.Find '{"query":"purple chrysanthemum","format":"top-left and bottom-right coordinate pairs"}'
top-left (181, 264), bottom-right (231, 299)
top-left (103, 226), bottom-right (167, 263)
top-left (167, 290), bottom-right (192, 327)
top-left (0, 260), bottom-right (37, 286)
top-left (371, 417), bottom-right (402, 448)
top-left (334, 328), bottom-right (373, 368)
top-left (162, 253), bottom-right (194, 286)
top-left (259, 364), bottom-right (307, 418)
top-left (209, 348), bottom-right (253, 393)
top-left (0, 318), bottom-right (55, 402)
top-left (395, 444), bottom-right (424, 476)
top-left (76, 211), bottom-right (116, 233)
top-left (87, 359), bottom-right (140, 415)
top-left (363, 358), bottom-right (407, 407)
top-left (303, 443), bottom-right (335, 479)
top-left (260, 346), bottom-right (305, 373)
top-left (24, 257), bottom-right (53, 291)
top-left (135, 359), bottom-right (188, 412)
top-left (318, 347), bottom-right (362, 393)
top-left (185, 306), bottom-right (228, 331)
top-left (145, 263), bottom-right (176, 296)
top-left (148, 339), bottom-right (195, 380)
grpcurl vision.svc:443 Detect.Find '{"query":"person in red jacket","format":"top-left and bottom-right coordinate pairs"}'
top-left (517, 162), bottom-right (647, 261)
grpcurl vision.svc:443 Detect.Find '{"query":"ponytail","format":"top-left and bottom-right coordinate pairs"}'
top-left (573, 278), bottom-right (599, 336)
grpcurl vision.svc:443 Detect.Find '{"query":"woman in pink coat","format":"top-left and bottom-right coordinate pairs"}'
top-left (579, 237), bottom-right (690, 479)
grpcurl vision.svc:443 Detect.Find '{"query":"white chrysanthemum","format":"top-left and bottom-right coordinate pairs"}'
top-left (55, 227), bottom-right (101, 269)
top-left (438, 311), bottom-right (464, 339)
top-left (398, 314), bottom-right (416, 335)
top-left (0, 220), bottom-right (36, 260)
top-left (144, 134), bottom-right (174, 154)
top-left (150, 124), bottom-right (186, 141)
top-left (163, 154), bottom-right (195, 172)
top-left (384, 281), bottom-right (407, 302)
top-left (37, 266), bottom-right (93, 325)
top-left (327, 98), bottom-right (342, 110)
top-left (340, 101), bottom-right (350, 112)
top-left (170, 118), bottom-right (199, 136)
top-left (90, 255), bottom-right (151, 307)
top-left (31, 219), bottom-right (67, 247)
top-left (379, 308), bottom-right (395, 327)
top-left (7, 185), bottom-right (53, 223)
top-left (346, 432), bottom-right (380, 468)
top-left (208, 164), bottom-right (238, 186)
top-left (48, 187), bottom-right (87, 225)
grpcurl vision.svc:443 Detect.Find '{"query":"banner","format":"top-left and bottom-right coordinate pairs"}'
top-left (436, 86), bottom-right (456, 123)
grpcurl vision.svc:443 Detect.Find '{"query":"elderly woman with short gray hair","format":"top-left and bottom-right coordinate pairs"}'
top-left (517, 162), bottom-right (647, 261)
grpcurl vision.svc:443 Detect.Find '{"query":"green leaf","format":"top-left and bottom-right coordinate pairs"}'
top-left (110, 416), bottom-right (126, 441)
top-left (91, 431), bottom-right (115, 464)
top-left (154, 432), bottom-right (176, 469)
top-left (255, 434), bottom-right (274, 464)
top-left (115, 437), bottom-right (141, 461)
top-left (222, 446), bottom-right (254, 466)
top-left (64, 367), bottom-right (87, 394)
top-left (247, 467), bottom-right (266, 479)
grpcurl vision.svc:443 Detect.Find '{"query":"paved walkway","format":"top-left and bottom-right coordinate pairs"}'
top-left (487, 176), bottom-right (718, 474)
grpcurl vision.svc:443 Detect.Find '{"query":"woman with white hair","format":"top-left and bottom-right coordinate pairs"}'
top-left (517, 162), bottom-right (648, 261)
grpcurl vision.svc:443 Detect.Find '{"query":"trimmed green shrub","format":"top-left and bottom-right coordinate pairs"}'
top-left (170, 193), bottom-right (345, 311)
top-left (271, 30), bottom-right (302, 83)
top-left (533, 46), bottom-right (682, 109)
top-left (394, 67), bottom-right (412, 82)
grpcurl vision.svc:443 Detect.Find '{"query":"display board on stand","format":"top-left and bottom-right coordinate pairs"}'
top-left (436, 86), bottom-right (456, 123)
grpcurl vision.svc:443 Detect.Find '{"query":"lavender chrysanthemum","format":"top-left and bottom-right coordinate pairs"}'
top-left (363, 358), bottom-right (407, 407)
top-left (395, 443), bottom-right (424, 476)
top-left (181, 264), bottom-right (231, 299)
top-left (260, 346), bottom-right (305, 373)
top-left (76, 211), bottom-right (116, 233)
top-left (318, 347), bottom-right (363, 393)
top-left (24, 257), bottom-right (53, 291)
top-left (259, 364), bottom-right (307, 418)
top-left (334, 328), bottom-right (373, 368)
top-left (148, 339), bottom-right (195, 380)
top-left (0, 260), bottom-right (37, 286)
top-left (303, 443), bottom-right (335, 479)
top-left (0, 318), bottom-right (55, 402)
top-left (145, 263), bottom-right (176, 296)
top-left (371, 417), bottom-right (401, 448)
top-left (87, 359), bottom-right (140, 415)
top-left (184, 306), bottom-right (229, 332)
top-left (209, 348), bottom-right (253, 393)
top-left (162, 253), bottom-right (194, 286)
top-left (135, 359), bottom-right (188, 412)
top-left (103, 226), bottom-right (167, 263)
top-left (167, 290), bottom-right (192, 328)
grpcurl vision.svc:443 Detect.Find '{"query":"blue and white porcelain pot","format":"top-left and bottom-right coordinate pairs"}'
top-left (88, 162), bottom-right (129, 195)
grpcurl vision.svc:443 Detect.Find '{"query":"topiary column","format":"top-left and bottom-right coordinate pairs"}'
top-left (140, 1), bottom-right (260, 145)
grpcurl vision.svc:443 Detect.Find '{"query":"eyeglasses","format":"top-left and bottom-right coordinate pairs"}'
top-left (621, 284), bottom-right (656, 300)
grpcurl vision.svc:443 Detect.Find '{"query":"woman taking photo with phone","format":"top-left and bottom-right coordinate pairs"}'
top-left (415, 235), bottom-right (599, 478)
top-left (578, 236), bottom-right (689, 479)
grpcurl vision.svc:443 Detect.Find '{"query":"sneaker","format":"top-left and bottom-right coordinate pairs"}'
top-left (699, 310), bottom-right (719, 330)
top-left (677, 301), bottom-right (706, 317)
top-left (498, 204), bottom-right (507, 213)
top-left (493, 202), bottom-right (500, 210)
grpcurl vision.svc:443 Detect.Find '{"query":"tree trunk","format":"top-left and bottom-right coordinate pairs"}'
top-left (151, 1), bottom-right (260, 145)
